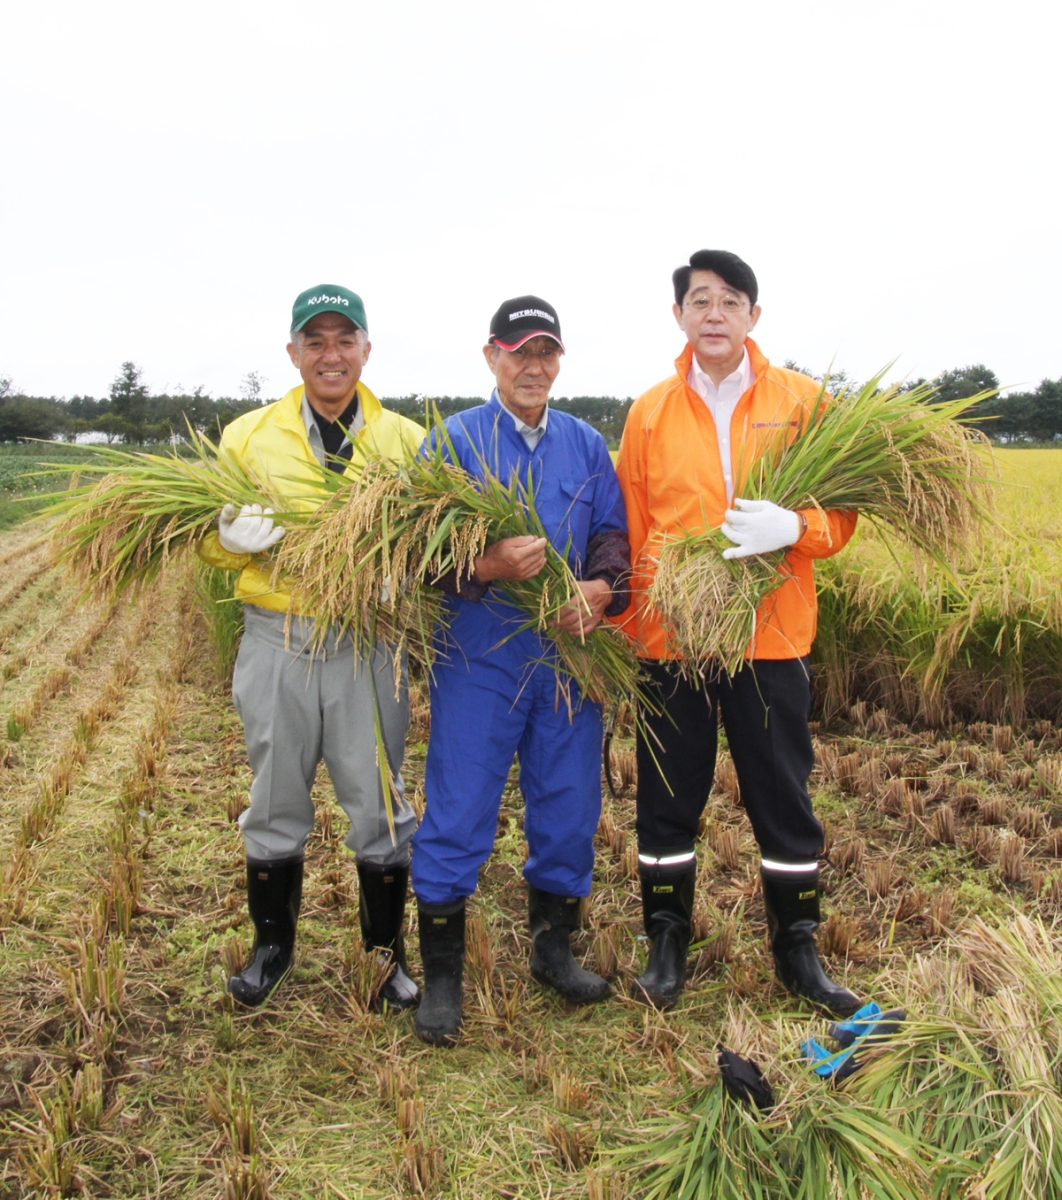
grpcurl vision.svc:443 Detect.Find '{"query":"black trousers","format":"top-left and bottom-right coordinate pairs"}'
top-left (635, 658), bottom-right (822, 864)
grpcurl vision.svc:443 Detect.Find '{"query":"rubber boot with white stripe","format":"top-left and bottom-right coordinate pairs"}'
top-left (631, 852), bottom-right (697, 1010)
top-left (760, 862), bottom-right (860, 1016)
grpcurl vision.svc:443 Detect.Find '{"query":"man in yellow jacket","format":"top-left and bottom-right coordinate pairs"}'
top-left (199, 284), bottom-right (424, 1010)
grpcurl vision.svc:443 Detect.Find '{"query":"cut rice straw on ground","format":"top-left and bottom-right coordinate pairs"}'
top-left (620, 913), bottom-right (1062, 1200)
top-left (650, 370), bottom-right (997, 676)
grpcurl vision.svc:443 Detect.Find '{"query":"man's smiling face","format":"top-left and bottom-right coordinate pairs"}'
top-left (287, 311), bottom-right (371, 416)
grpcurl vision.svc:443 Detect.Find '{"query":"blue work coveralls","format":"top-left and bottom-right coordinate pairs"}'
top-left (411, 393), bottom-right (628, 905)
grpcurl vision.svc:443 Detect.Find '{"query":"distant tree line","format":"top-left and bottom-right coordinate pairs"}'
top-left (932, 366), bottom-right (1062, 443)
top-left (1, 362), bottom-right (1059, 446)
top-left (0, 366), bottom-right (638, 448)
top-left (0, 363), bottom-right (262, 445)
top-left (780, 362), bottom-right (1061, 444)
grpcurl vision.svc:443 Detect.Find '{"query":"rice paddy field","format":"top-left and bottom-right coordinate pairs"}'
top-left (0, 448), bottom-right (1060, 1198)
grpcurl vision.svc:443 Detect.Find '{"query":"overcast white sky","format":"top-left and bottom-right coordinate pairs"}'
top-left (1, 1), bottom-right (1059, 402)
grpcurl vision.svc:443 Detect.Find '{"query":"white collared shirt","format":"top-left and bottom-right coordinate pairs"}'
top-left (301, 392), bottom-right (365, 466)
top-left (501, 395), bottom-right (549, 452)
top-left (687, 347), bottom-right (751, 503)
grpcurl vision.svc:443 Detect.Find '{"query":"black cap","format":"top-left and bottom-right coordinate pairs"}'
top-left (488, 295), bottom-right (565, 352)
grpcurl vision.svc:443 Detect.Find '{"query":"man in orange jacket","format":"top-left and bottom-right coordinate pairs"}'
top-left (615, 249), bottom-right (859, 1015)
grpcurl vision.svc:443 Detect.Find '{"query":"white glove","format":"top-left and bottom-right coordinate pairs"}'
top-left (218, 503), bottom-right (286, 555)
top-left (720, 498), bottom-right (801, 560)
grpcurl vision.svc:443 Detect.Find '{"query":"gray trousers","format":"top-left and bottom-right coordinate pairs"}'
top-left (231, 605), bottom-right (416, 865)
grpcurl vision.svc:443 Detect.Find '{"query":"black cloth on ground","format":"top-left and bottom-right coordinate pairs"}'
top-left (717, 1044), bottom-right (774, 1110)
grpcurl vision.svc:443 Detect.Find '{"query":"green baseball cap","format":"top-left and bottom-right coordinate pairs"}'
top-left (290, 284), bottom-right (368, 334)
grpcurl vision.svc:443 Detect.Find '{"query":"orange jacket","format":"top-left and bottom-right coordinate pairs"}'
top-left (615, 339), bottom-right (856, 661)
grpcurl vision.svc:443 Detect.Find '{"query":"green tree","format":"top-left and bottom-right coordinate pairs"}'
top-left (189, 385), bottom-right (217, 432)
top-left (984, 379), bottom-right (1062, 442)
top-left (0, 396), bottom-right (62, 442)
top-left (1026, 378), bottom-right (1062, 441)
top-left (95, 413), bottom-right (131, 444)
top-left (934, 363), bottom-right (999, 403)
top-left (782, 362), bottom-right (861, 393)
top-left (109, 361), bottom-right (149, 443)
top-left (551, 396), bottom-right (634, 447)
top-left (66, 394), bottom-right (109, 421)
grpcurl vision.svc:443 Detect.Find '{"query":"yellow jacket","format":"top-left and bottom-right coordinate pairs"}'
top-left (197, 382), bottom-right (424, 614)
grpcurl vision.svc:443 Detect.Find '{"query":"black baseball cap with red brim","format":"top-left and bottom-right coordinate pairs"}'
top-left (488, 295), bottom-right (565, 352)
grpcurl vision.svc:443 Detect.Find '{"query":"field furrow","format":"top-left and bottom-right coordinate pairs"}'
top-left (0, 552), bottom-right (53, 614)
top-left (0, 526), bottom-right (49, 571)
top-left (0, 573), bottom-right (192, 1192)
top-left (0, 595), bottom-right (150, 847)
top-left (0, 589), bottom-right (63, 671)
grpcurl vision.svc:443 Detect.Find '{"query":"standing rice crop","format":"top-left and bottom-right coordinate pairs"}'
top-left (650, 373), bottom-right (995, 675)
top-left (811, 484), bottom-right (1062, 726)
top-left (195, 565), bottom-right (245, 687)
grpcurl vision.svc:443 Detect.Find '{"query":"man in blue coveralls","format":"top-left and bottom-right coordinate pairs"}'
top-left (411, 296), bottom-right (631, 1046)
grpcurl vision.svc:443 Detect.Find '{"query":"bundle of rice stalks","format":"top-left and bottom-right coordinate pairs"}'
top-left (273, 422), bottom-right (646, 709)
top-left (43, 418), bottom-right (645, 711)
top-left (620, 1026), bottom-right (930, 1199)
top-left (883, 917), bottom-right (1062, 1199)
top-left (650, 372), bottom-right (995, 675)
top-left (41, 427), bottom-right (320, 596)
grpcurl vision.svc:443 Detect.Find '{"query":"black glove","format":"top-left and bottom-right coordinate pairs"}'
top-left (716, 1043), bottom-right (774, 1111)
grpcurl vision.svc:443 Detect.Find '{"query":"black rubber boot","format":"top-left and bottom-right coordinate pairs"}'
top-left (414, 899), bottom-right (465, 1046)
top-left (528, 885), bottom-right (611, 1005)
top-left (228, 857), bottom-right (303, 1008)
top-left (356, 861), bottom-right (419, 1013)
top-left (631, 861), bottom-right (696, 1010)
top-left (761, 867), bottom-right (860, 1016)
